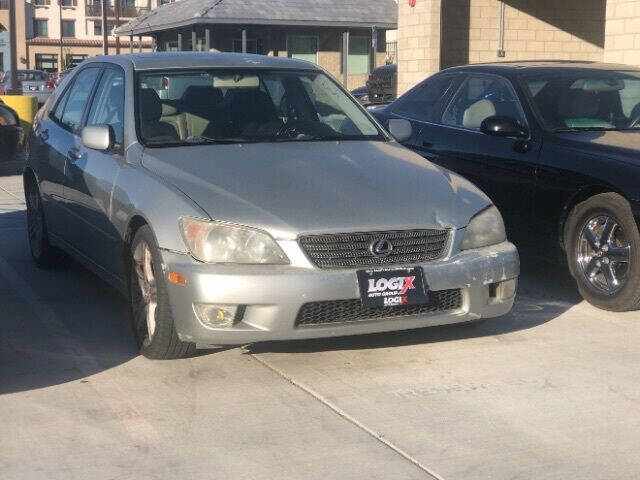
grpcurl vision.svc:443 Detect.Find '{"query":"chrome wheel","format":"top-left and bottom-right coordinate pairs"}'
top-left (26, 188), bottom-right (44, 259)
top-left (132, 241), bottom-right (157, 346)
top-left (577, 215), bottom-right (631, 295)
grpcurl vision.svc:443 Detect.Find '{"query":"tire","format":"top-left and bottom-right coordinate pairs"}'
top-left (25, 178), bottom-right (62, 268)
top-left (129, 225), bottom-right (195, 360)
top-left (565, 192), bottom-right (640, 311)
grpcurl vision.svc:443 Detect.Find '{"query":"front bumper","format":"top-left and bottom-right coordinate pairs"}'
top-left (160, 241), bottom-right (519, 347)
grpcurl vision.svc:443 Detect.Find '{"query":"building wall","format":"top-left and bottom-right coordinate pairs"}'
top-left (604, 0), bottom-right (640, 65)
top-left (398, 0), bottom-right (606, 95)
top-left (396, 0), bottom-right (441, 95)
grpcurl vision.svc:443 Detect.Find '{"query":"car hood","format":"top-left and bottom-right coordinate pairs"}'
top-left (141, 141), bottom-right (490, 239)
top-left (553, 130), bottom-right (640, 165)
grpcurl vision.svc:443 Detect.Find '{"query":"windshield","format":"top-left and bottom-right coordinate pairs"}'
top-left (522, 71), bottom-right (640, 131)
top-left (137, 69), bottom-right (384, 146)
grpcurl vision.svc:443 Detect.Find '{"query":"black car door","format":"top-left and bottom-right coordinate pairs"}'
top-left (413, 73), bottom-right (542, 251)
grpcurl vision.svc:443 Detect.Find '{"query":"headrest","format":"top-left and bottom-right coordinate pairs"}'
top-left (462, 99), bottom-right (496, 128)
top-left (139, 88), bottom-right (162, 122)
top-left (161, 103), bottom-right (178, 116)
top-left (181, 86), bottom-right (223, 106)
top-left (558, 89), bottom-right (600, 119)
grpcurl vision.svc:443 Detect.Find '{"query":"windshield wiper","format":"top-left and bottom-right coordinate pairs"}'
top-left (184, 135), bottom-right (257, 144)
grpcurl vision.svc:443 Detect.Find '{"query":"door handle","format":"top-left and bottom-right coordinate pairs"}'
top-left (67, 148), bottom-right (82, 161)
top-left (40, 129), bottom-right (49, 141)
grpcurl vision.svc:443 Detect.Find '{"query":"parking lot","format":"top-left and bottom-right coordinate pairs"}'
top-left (1, 163), bottom-right (639, 480)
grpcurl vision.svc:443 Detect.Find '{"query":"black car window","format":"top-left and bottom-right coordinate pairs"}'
top-left (442, 75), bottom-right (525, 129)
top-left (391, 75), bottom-right (454, 123)
top-left (86, 68), bottom-right (125, 146)
top-left (56, 67), bottom-right (101, 133)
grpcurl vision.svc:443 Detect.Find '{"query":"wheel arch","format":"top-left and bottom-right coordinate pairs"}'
top-left (558, 185), bottom-right (627, 251)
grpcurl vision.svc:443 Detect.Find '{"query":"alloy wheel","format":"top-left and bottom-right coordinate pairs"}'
top-left (132, 241), bottom-right (158, 346)
top-left (577, 215), bottom-right (631, 295)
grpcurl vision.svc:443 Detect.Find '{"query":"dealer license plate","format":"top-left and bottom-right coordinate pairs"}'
top-left (357, 267), bottom-right (428, 308)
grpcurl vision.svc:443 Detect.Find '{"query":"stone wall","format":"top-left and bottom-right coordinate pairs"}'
top-left (604, 0), bottom-right (640, 65)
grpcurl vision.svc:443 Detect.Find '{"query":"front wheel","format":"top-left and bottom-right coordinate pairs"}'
top-left (129, 225), bottom-right (195, 359)
top-left (565, 193), bottom-right (640, 311)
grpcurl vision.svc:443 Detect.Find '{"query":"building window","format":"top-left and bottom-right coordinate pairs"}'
top-left (59, 0), bottom-right (77, 6)
top-left (287, 35), bottom-right (318, 64)
top-left (93, 20), bottom-right (101, 36)
top-left (232, 39), bottom-right (258, 54)
top-left (348, 36), bottom-right (370, 75)
top-left (65, 54), bottom-right (87, 69)
top-left (33, 18), bottom-right (48, 37)
top-left (33, 0), bottom-right (51, 5)
top-left (35, 53), bottom-right (58, 73)
top-left (61, 20), bottom-right (75, 38)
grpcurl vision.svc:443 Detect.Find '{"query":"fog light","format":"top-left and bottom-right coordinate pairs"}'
top-left (490, 279), bottom-right (517, 300)
top-left (194, 304), bottom-right (238, 328)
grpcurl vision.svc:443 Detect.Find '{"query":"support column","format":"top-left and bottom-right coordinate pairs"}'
top-left (192, 28), bottom-right (197, 51)
top-left (370, 25), bottom-right (377, 72)
top-left (115, 0), bottom-right (121, 55)
top-left (101, 0), bottom-right (109, 56)
top-left (205, 28), bottom-right (211, 51)
top-left (138, 35), bottom-right (142, 53)
top-left (397, 0), bottom-right (441, 95)
top-left (129, 35), bottom-right (133, 54)
top-left (342, 30), bottom-right (349, 88)
top-left (177, 32), bottom-right (183, 51)
top-left (242, 29), bottom-right (247, 53)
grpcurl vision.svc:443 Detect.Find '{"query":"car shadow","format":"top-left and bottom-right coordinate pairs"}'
top-left (244, 258), bottom-right (582, 355)
top-left (0, 158), bottom-right (25, 177)
top-left (0, 196), bottom-right (581, 393)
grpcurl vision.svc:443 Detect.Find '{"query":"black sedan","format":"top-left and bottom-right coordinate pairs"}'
top-left (372, 61), bottom-right (640, 311)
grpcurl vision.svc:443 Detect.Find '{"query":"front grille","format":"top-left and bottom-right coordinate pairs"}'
top-left (295, 289), bottom-right (462, 326)
top-left (299, 229), bottom-right (449, 269)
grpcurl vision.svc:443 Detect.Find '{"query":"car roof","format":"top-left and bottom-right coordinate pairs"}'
top-left (442, 61), bottom-right (640, 76)
top-left (83, 52), bottom-right (323, 72)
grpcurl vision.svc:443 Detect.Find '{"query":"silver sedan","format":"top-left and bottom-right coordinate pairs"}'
top-left (24, 53), bottom-right (519, 359)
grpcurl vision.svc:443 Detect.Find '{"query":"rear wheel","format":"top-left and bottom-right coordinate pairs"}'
top-left (129, 225), bottom-right (195, 359)
top-left (25, 179), bottom-right (61, 268)
top-left (565, 193), bottom-right (640, 311)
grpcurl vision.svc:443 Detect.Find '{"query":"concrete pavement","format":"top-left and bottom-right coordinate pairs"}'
top-left (1, 167), bottom-right (639, 479)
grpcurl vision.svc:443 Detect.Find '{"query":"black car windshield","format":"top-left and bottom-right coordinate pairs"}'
top-left (137, 69), bottom-right (384, 146)
top-left (522, 71), bottom-right (640, 132)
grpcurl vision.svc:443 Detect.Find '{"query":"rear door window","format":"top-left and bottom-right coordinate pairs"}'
top-left (391, 74), bottom-right (456, 123)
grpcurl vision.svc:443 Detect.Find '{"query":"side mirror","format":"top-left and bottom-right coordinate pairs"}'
top-left (387, 118), bottom-right (412, 143)
top-left (480, 116), bottom-right (529, 139)
top-left (82, 125), bottom-right (114, 151)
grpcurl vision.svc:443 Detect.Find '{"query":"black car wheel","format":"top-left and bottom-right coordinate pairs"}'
top-left (565, 193), bottom-right (640, 311)
top-left (129, 225), bottom-right (195, 360)
top-left (25, 179), bottom-right (61, 268)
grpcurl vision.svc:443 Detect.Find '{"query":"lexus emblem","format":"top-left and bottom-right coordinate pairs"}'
top-left (370, 238), bottom-right (393, 258)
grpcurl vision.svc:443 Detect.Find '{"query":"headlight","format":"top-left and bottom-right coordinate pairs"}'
top-left (461, 206), bottom-right (506, 250)
top-left (179, 217), bottom-right (289, 264)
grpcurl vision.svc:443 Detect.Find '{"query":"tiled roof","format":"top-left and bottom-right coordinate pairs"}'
top-left (116, 0), bottom-right (398, 36)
